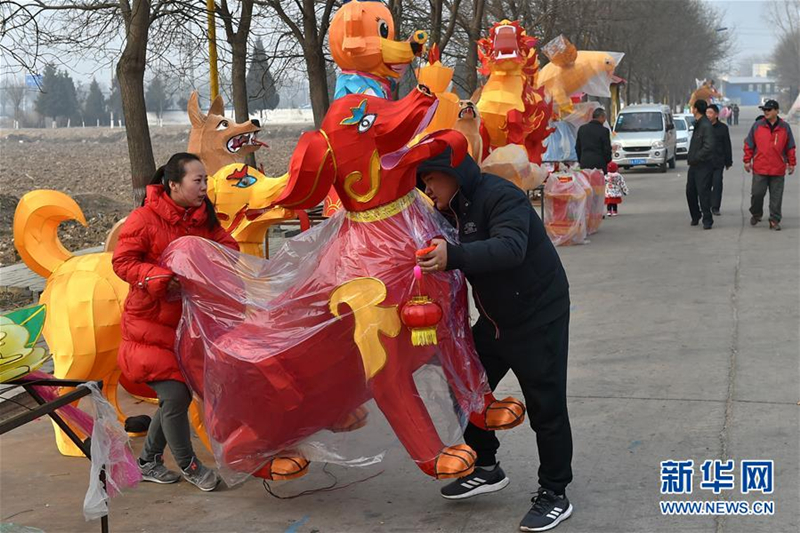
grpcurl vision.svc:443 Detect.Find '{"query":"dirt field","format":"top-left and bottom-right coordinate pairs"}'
top-left (0, 124), bottom-right (307, 267)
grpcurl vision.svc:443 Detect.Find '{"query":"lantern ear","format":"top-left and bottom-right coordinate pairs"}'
top-left (275, 130), bottom-right (337, 209)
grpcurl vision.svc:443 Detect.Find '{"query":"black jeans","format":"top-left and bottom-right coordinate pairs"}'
top-left (711, 167), bottom-right (725, 212)
top-left (141, 380), bottom-right (195, 469)
top-left (465, 310), bottom-right (573, 494)
top-left (687, 163), bottom-right (714, 225)
top-left (750, 174), bottom-right (785, 222)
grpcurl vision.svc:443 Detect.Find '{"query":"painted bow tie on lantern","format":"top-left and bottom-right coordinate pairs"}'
top-left (164, 86), bottom-right (526, 483)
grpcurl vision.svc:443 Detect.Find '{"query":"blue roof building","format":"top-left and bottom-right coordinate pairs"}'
top-left (719, 76), bottom-right (780, 106)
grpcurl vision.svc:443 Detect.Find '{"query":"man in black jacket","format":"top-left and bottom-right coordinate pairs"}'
top-left (686, 99), bottom-right (717, 229)
top-left (706, 104), bottom-right (733, 215)
top-left (417, 149), bottom-right (573, 532)
top-left (575, 107), bottom-right (612, 172)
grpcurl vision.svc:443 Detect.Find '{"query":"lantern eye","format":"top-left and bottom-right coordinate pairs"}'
top-left (378, 19), bottom-right (390, 39)
top-left (358, 114), bottom-right (377, 133)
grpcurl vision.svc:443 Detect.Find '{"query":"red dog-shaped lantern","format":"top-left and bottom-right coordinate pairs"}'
top-left (165, 86), bottom-right (525, 482)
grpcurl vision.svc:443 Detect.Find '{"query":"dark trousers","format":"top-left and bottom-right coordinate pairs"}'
top-left (141, 380), bottom-right (195, 469)
top-left (711, 167), bottom-right (724, 212)
top-left (733, 115), bottom-right (739, 125)
top-left (465, 311), bottom-right (573, 494)
top-left (687, 163), bottom-right (714, 225)
top-left (725, 116), bottom-right (732, 126)
top-left (607, 203), bottom-right (618, 213)
top-left (750, 174), bottom-right (785, 222)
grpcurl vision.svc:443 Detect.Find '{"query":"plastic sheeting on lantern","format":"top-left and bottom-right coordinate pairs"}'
top-left (544, 171), bottom-right (590, 246)
top-left (163, 191), bottom-right (491, 486)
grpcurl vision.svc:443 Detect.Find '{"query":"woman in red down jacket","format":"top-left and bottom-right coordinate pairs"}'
top-left (112, 152), bottom-right (238, 491)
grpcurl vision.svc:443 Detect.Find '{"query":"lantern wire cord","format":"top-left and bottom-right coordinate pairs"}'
top-left (262, 463), bottom-right (384, 499)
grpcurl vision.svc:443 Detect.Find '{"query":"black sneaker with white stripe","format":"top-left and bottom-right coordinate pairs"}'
top-left (440, 463), bottom-right (510, 500)
top-left (519, 488), bottom-right (573, 531)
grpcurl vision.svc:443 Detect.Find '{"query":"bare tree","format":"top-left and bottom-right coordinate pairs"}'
top-left (260, 0), bottom-right (337, 127)
top-left (2, 78), bottom-right (27, 125)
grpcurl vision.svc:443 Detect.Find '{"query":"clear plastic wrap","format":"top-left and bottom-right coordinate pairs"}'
top-left (80, 381), bottom-right (141, 520)
top-left (542, 121), bottom-right (578, 162)
top-left (581, 169), bottom-right (606, 235)
top-left (163, 191), bottom-right (492, 485)
top-left (22, 372), bottom-right (140, 521)
top-left (481, 144), bottom-right (548, 190)
top-left (544, 172), bottom-right (589, 246)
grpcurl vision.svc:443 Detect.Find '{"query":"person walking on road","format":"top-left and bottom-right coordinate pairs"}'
top-left (686, 99), bottom-right (716, 229)
top-left (743, 99), bottom-right (796, 230)
top-left (706, 104), bottom-right (733, 216)
top-left (417, 149), bottom-right (574, 532)
top-left (733, 104), bottom-right (740, 126)
top-left (575, 107), bottom-right (612, 173)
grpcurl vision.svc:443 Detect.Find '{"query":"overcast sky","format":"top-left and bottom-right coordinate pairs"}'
top-left (708, 0), bottom-right (781, 63)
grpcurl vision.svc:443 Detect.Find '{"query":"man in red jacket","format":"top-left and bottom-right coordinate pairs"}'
top-left (744, 100), bottom-right (796, 230)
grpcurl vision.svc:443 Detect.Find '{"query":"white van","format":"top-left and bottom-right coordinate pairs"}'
top-left (612, 104), bottom-right (677, 172)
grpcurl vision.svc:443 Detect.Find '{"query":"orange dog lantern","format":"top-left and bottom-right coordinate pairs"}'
top-left (166, 87), bottom-right (526, 482)
top-left (330, 0), bottom-right (427, 99)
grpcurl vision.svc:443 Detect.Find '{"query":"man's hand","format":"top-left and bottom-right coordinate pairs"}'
top-left (416, 238), bottom-right (448, 274)
top-left (744, 161), bottom-right (751, 173)
top-left (789, 165), bottom-right (795, 175)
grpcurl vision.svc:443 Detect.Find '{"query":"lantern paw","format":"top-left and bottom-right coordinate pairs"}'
top-left (330, 405), bottom-right (369, 432)
top-left (483, 396), bottom-right (526, 430)
top-left (255, 456), bottom-right (309, 480)
top-left (433, 444), bottom-right (476, 479)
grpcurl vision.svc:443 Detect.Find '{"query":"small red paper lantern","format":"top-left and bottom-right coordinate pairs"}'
top-left (401, 296), bottom-right (444, 346)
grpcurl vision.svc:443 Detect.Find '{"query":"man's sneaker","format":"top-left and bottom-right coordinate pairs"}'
top-left (712, 209), bottom-right (721, 216)
top-left (139, 454), bottom-right (180, 484)
top-left (769, 220), bottom-right (781, 231)
top-left (691, 219), bottom-right (700, 226)
top-left (440, 463), bottom-right (510, 500)
top-left (750, 216), bottom-right (760, 226)
top-left (181, 457), bottom-right (221, 492)
top-left (519, 488), bottom-right (573, 532)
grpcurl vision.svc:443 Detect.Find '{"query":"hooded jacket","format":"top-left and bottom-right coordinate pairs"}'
top-left (743, 117), bottom-right (796, 176)
top-left (688, 115), bottom-right (715, 166)
top-left (112, 185), bottom-right (239, 383)
top-left (418, 151), bottom-right (570, 338)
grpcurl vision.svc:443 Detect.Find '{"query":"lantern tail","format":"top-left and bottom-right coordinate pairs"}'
top-left (411, 326), bottom-right (438, 347)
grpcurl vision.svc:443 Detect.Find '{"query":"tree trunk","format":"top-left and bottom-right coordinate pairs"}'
top-left (219, 0), bottom-right (254, 165)
top-left (464, 0), bottom-right (486, 95)
top-left (117, 0), bottom-right (155, 207)
top-left (305, 43), bottom-right (330, 127)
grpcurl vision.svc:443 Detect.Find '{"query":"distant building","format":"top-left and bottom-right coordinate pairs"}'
top-left (718, 76), bottom-right (780, 106)
top-left (752, 63), bottom-right (775, 78)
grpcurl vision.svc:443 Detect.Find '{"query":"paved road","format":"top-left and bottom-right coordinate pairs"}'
top-left (1, 109), bottom-right (797, 533)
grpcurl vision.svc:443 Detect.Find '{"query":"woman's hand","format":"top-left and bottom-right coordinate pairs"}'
top-left (416, 239), bottom-right (448, 273)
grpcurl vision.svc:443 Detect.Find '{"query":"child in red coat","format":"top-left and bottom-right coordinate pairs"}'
top-left (605, 162), bottom-right (629, 216)
top-left (112, 152), bottom-right (238, 491)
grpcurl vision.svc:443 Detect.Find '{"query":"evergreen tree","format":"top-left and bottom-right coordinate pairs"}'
top-left (247, 39), bottom-right (280, 111)
top-left (108, 76), bottom-right (123, 121)
top-left (84, 79), bottom-right (107, 126)
top-left (56, 71), bottom-right (79, 125)
top-left (34, 64), bottom-right (59, 120)
top-left (145, 76), bottom-right (171, 118)
top-left (177, 95), bottom-right (189, 111)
